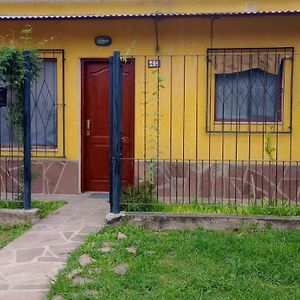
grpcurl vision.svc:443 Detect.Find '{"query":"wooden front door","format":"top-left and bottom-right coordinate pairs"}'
top-left (81, 59), bottom-right (134, 192)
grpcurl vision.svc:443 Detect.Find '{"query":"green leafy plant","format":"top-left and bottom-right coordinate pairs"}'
top-left (0, 26), bottom-right (41, 142)
top-left (144, 69), bottom-right (165, 185)
top-left (121, 48), bottom-right (165, 209)
top-left (120, 181), bottom-right (156, 211)
top-left (120, 40), bottom-right (136, 63)
top-left (264, 129), bottom-right (278, 205)
top-left (265, 130), bottom-right (276, 161)
top-left (122, 68), bottom-right (166, 211)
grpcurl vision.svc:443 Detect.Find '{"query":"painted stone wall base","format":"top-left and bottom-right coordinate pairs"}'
top-left (0, 160), bottom-right (79, 195)
top-left (109, 212), bottom-right (300, 230)
top-left (135, 160), bottom-right (300, 202)
top-left (32, 160), bottom-right (79, 194)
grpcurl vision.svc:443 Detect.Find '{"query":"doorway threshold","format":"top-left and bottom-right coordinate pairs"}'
top-left (88, 192), bottom-right (109, 200)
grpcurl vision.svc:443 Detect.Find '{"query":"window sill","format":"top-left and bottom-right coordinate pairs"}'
top-left (0, 147), bottom-right (58, 152)
top-left (213, 121), bottom-right (283, 125)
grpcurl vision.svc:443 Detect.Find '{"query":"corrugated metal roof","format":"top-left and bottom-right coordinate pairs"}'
top-left (0, 10), bottom-right (300, 20)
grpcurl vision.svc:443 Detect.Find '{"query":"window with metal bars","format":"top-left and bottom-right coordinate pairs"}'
top-left (207, 48), bottom-right (294, 133)
top-left (0, 58), bottom-right (57, 146)
top-left (215, 67), bottom-right (281, 122)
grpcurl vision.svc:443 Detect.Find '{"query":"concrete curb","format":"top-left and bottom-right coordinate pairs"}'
top-left (106, 211), bottom-right (126, 224)
top-left (106, 211), bottom-right (300, 230)
top-left (0, 208), bottom-right (40, 225)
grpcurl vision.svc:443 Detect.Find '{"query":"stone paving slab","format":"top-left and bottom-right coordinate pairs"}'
top-left (0, 291), bottom-right (45, 300)
top-left (0, 193), bottom-right (109, 300)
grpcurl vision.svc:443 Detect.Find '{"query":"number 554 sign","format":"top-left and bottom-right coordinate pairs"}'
top-left (148, 59), bottom-right (161, 68)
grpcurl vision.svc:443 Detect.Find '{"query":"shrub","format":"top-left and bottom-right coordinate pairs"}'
top-left (120, 181), bottom-right (156, 211)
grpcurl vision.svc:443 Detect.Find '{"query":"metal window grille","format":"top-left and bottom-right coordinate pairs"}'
top-left (206, 47), bottom-right (294, 133)
top-left (32, 49), bottom-right (65, 158)
top-left (0, 49), bottom-right (65, 202)
top-left (0, 49), bottom-right (65, 158)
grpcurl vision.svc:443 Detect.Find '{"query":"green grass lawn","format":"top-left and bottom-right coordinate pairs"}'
top-left (0, 199), bottom-right (67, 218)
top-left (0, 223), bottom-right (31, 249)
top-left (122, 201), bottom-right (300, 216)
top-left (48, 225), bottom-right (300, 300)
top-left (121, 184), bottom-right (300, 216)
top-left (0, 200), bottom-right (67, 249)
top-left (146, 202), bottom-right (300, 216)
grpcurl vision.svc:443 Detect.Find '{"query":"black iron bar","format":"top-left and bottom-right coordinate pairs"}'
top-left (156, 55), bottom-right (160, 203)
top-left (296, 161), bottom-right (299, 206)
top-left (221, 50), bottom-right (226, 204)
top-left (214, 159), bottom-right (217, 203)
top-left (195, 55), bottom-right (199, 202)
top-left (268, 160), bottom-right (271, 204)
top-left (228, 160), bottom-right (231, 204)
top-left (207, 50), bottom-right (212, 204)
top-left (176, 159), bottom-right (178, 203)
top-left (188, 159), bottom-right (191, 203)
top-left (282, 161), bottom-right (285, 205)
top-left (241, 160), bottom-right (244, 205)
top-left (137, 159), bottom-right (140, 192)
top-left (163, 159), bottom-right (166, 203)
top-left (169, 56), bottom-right (173, 204)
top-left (110, 51), bottom-right (122, 214)
top-left (262, 49), bottom-right (266, 206)
top-left (23, 51), bottom-right (32, 210)
top-left (255, 160), bottom-right (257, 205)
top-left (288, 49), bottom-right (293, 205)
top-left (143, 56), bottom-right (147, 185)
top-left (182, 56), bottom-right (186, 203)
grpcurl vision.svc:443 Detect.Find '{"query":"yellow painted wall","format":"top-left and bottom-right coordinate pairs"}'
top-left (0, 14), bottom-right (300, 162)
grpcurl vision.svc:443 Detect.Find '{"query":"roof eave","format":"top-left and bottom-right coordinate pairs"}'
top-left (0, 10), bottom-right (300, 20)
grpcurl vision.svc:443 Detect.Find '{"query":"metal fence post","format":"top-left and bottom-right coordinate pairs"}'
top-left (23, 51), bottom-right (31, 210)
top-left (109, 51), bottom-right (122, 214)
top-left (109, 56), bottom-right (114, 213)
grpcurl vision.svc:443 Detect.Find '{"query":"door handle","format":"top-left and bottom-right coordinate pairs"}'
top-left (86, 119), bottom-right (90, 136)
top-left (120, 137), bottom-right (124, 157)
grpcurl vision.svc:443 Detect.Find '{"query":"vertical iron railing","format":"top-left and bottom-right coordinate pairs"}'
top-left (23, 51), bottom-right (32, 210)
top-left (109, 51), bottom-right (123, 213)
top-left (112, 49), bottom-right (299, 209)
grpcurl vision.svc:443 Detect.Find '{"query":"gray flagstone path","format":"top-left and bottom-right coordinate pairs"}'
top-left (0, 193), bottom-right (109, 300)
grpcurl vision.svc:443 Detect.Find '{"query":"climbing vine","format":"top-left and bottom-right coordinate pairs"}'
top-left (146, 69), bottom-right (165, 186)
top-left (0, 25), bottom-right (41, 142)
top-left (0, 25), bottom-right (43, 202)
top-left (265, 129), bottom-right (276, 161)
top-left (120, 46), bottom-right (166, 207)
top-left (121, 68), bottom-right (165, 209)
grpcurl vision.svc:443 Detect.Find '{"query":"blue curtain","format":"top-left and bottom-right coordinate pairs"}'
top-left (0, 59), bottom-right (57, 146)
top-left (215, 68), bottom-right (280, 122)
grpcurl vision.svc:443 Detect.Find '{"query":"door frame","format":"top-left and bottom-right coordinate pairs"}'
top-left (80, 58), bottom-right (135, 192)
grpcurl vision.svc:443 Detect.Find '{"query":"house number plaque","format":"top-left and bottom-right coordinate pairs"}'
top-left (148, 59), bottom-right (161, 68)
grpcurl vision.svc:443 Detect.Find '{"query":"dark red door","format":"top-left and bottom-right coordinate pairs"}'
top-left (81, 60), bottom-right (134, 192)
